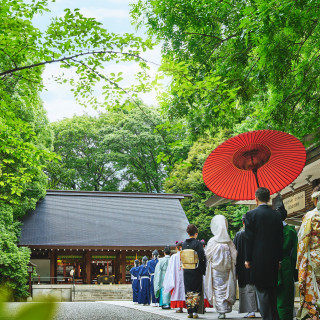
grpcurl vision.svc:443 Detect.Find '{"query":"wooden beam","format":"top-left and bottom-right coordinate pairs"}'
top-left (121, 252), bottom-right (126, 284)
top-left (85, 251), bottom-right (91, 284)
top-left (21, 245), bottom-right (163, 251)
top-left (50, 250), bottom-right (56, 284)
top-left (115, 253), bottom-right (120, 284)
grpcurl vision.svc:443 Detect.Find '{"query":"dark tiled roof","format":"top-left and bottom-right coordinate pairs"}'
top-left (19, 191), bottom-right (190, 247)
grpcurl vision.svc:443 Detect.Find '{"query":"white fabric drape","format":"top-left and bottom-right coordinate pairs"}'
top-left (163, 251), bottom-right (185, 302)
top-left (204, 215), bottom-right (237, 313)
top-left (210, 214), bottom-right (232, 243)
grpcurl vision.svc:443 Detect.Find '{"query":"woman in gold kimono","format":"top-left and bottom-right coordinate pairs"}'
top-left (297, 184), bottom-right (320, 320)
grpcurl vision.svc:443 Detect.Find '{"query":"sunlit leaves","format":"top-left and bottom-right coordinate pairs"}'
top-left (132, 0), bottom-right (320, 142)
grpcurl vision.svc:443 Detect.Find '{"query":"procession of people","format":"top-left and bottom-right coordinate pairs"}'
top-left (129, 185), bottom-right (320, 320)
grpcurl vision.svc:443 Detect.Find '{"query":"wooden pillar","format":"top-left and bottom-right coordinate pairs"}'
top-left (121, 252), bottom-right (126, 284)
top-left (115, 252), bottom-right (120, 284)
top-left (50, 249), bottom-right (56, 284)
top-left (85, 251), bottom-right (91, 284)
top-left (107, 261), bottom-right (109, 276)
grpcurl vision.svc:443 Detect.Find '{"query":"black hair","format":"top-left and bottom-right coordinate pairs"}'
top-left (164, 246), bottom-right (171, 255)
top-left (186, 224), bottom-right (198, 236)
top-left (255, 187), bottom-right (270, 203)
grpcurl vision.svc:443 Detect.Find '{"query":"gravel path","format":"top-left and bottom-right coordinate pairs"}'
top-left (53, 302), bottom-right (177, 320)
top-left (1, 302), bottom-right (176, 320)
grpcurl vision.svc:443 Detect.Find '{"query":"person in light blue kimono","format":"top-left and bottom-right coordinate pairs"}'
top-left (154, 246), bottom-right (171, 309)
top-left (130, 259), bottom-right (140, 304)
top-left (138, 256), bottom-right (151, 305)
top-left (147, 249), bottom-right (159, 306)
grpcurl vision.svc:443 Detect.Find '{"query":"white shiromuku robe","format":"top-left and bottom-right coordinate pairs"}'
top-left (163, 251), bottom-right (186, 308)
top-left (204, 215), bottom-right (237, 313)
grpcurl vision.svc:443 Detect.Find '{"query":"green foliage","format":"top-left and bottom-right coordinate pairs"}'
top-left (47, 115), bottom-right (120, 191)
top-left (0, 97), bottom-right (52, 298)
top-left (1, 0), bottom-right (156, 109)
top-left (132, 0), bottom-right (320, 143)
top-left (104, 105), bottom-right (190, 192)
top-left (0, 287), bottom-right (56, 320)
top-left (0, 27), bottom-right (54, 297)
top-left (165, 135), bottom-right (246, 240)
top-left (47, 104), bottom-right (190, 193)
top-left (0, 0), bottom-right (160, 300)
top-left (0, 206), bottom-right (31, 298)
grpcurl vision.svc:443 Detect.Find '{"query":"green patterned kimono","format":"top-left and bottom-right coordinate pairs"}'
top-left (277, 224), bottom-right (298, 320)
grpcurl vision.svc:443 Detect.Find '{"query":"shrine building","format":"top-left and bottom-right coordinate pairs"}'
top-left (19, 190), bottom-right (191, 285)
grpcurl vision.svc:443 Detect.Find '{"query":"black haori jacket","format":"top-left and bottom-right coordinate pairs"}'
top-left (245, 204), bottom-right (284, 289)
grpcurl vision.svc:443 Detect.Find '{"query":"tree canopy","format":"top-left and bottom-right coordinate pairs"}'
top-left (165, 134), bottom-right (247, 240)
top-left (47, 104), bottom-right (190, 193)
top-left (0, 0), bottom-right (157, 298)
top-left (1, 0), bottom-right (156, 108)
top-left (132, 0), bottom-right (320, 142)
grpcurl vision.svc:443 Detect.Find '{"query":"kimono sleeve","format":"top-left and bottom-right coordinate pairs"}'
top-left (153, 260), bottom-right (162, 298)
top-left (245, 211), bottom-right (255, 262)
top-left (163, 255), bottom-right (175, 294)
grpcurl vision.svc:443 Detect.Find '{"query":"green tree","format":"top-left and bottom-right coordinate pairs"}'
top-left (0, 0), bottom-right (158, 299)
top-left (132, 0), bottom-right (320, 142)
top-left (1, 0), bottom-right (156, 109)
top-left (104, 105), bottom-right (190, 192)
top-left (47, 105), bottom-right (190, 193)
top-left (0, 206), bottom-right (31, 298)
top-left (165, 134), bottom-right (246, 241)
top-left (48, 115), bottom-right (120, 191)
top-left (0, 82), bottom-right (54, 298)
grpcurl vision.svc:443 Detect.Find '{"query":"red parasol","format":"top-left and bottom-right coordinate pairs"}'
top-left (203, 130), bottom-right (306, 200)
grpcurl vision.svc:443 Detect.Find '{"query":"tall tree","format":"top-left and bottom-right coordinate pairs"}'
top-left (48, 115), bottom-right (120, 191)
top-left (47, 105), bottom-right (190, 193)
top-left (132, 0), bottom-right (320, 142)
top-left (0, 0), bottom-right (156, 298)
top-left (103, 105), bottom-right (185, 193)
top-left (0, 73), bottom-right (54, 298)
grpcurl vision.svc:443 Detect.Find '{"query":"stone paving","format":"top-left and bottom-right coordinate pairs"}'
top-left (2, 300), bottom-right (300, 320)
top-left (102, 300), bottom-right (262, 319)
top-left (1, 302), bottom-right (174, 320)
top-left (1, 301), bottom-right (259, 320)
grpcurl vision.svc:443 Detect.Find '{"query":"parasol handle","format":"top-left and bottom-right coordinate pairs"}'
top-left (252, 169), bottom-right (260, 188)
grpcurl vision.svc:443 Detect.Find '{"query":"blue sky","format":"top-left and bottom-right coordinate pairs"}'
top-left (33, 0), bottom-right (163, 122)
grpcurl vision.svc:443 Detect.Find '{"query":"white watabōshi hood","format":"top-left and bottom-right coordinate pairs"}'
top-left (210, 215), bottom-right (232, 243)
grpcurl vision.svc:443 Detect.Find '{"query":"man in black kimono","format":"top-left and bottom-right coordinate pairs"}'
top-left (245, 187), bottom-right (283, 320)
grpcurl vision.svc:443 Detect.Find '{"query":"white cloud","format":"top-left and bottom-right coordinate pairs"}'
top-left (41, 66), bottom-right (98, 122)
top-left (40, 44), bottom-right (168, 122)
top-left (44, 97), bottom-right (100, 122)
top-left (80, 7), bottom-right (129, 20)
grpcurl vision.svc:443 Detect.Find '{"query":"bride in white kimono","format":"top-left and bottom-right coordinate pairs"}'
top-left (204, 215), bottom-right (237, 319)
